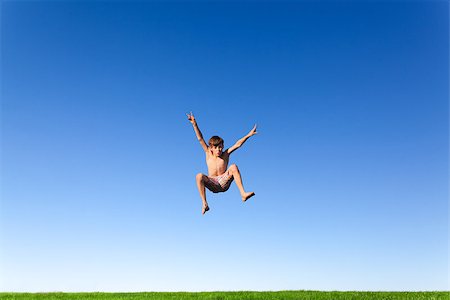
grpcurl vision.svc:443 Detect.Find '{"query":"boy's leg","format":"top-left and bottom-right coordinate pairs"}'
top-left (196, 173), bottom-right (209, 214)
top-left (228, 164), bottom-right (255, 202)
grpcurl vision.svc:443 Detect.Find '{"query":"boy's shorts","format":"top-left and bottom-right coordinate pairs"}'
top-left (204, 170), bottom-right (234, 193)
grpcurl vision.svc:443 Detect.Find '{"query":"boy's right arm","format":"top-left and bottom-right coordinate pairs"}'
top-left (187, 112), bottom-right (208, 152)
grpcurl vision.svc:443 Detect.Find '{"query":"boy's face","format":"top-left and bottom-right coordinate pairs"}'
top-left (210, 143), bottom-right (224, 157)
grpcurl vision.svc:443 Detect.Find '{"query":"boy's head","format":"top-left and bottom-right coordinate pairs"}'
top-left (209, 136), bottom-right (224, 157)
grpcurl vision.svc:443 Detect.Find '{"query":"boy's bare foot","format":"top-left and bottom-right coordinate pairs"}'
top-left (242, 192), bottom-right (255, 202)
top-left (202, 205), bottom-right (210, 215)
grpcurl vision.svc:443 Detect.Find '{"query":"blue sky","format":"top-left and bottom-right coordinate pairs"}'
top-left (1, 0), bottom-right (448, 292)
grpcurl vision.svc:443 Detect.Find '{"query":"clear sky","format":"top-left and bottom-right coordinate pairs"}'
top-left (1, 0), bottom-right (448, 292)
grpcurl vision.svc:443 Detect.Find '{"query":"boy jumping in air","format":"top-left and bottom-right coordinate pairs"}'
top-left (187, 112), bottom-right (257, 215)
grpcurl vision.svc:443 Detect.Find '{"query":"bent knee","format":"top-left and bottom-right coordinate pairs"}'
top-left (196, 173), bottom-right (204, 181)
top-left (229, 164), bottom-right (238, 172)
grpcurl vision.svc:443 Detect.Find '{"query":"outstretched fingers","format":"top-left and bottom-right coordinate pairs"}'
top-left (250, 124), bottom-right (258, 136)
top-left (187, 111), bottom-right (196, 122)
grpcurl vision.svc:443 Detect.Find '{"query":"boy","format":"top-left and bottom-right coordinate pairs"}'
top-left (187, 112), bottom-right (257, 214)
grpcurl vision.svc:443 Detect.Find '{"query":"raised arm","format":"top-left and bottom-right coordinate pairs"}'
top-left (187, 112), bottom-right (208, 152)
top-left (226, 124), bottom-right (257, 155)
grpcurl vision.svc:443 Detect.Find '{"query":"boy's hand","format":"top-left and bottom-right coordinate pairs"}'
top-left (248, 124), bottom-right (257, 136)
top-left (186, 112), bottom-right (197, 125)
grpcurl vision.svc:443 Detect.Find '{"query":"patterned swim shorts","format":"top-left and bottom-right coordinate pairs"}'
top-left (203, 170), bottom-right (234, 193)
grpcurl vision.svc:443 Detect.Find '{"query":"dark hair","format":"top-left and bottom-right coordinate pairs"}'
top-left (208, 136), bottom-right (224, 147)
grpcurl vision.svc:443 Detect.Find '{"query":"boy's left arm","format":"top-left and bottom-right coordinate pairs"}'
top-left (226, 124), bottom-right (257, 155)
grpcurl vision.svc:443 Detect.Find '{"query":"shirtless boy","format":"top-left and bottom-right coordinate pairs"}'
top-left (187, 112), bottom-right (256, 214)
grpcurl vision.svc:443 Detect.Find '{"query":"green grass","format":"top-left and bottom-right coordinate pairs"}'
top-left (0, 291), bottom-right (448, 300)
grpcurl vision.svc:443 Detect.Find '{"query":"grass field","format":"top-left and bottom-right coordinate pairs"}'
top-left (0, 291), bottom-right (448, 299)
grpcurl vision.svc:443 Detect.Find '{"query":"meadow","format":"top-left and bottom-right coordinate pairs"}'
top-left (0, 291), bottom-right (448, 300)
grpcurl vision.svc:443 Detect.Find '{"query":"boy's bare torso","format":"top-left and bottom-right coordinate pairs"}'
top-left (206, 150), bottom-right (230, 177)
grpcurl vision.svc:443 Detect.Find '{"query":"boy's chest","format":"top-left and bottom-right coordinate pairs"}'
top-left (206, 155), bottom-right (229, 167)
